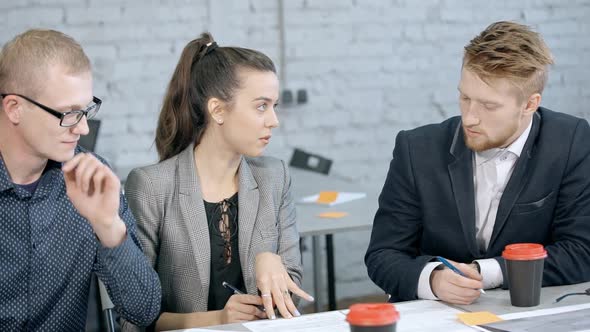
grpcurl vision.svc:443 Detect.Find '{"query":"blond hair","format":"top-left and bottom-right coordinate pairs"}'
top-left (0, 29), bottom-right (90, 98)
top-left (463, 21), bottom-right (554, 100)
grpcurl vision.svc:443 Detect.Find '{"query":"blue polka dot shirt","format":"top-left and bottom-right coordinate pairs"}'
top-left (0, 148), bottom-right (161, 331)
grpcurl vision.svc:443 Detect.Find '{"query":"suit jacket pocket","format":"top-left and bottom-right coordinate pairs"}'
top-left (512, 191), bottom-right (555, 215)
top-left (257, 228), bottom-right (279, 241)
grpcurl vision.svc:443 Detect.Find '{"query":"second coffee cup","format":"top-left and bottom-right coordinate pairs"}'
top-left (502, 243), bottom-right (547, 307)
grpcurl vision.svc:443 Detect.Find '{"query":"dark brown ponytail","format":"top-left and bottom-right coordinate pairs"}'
top-left (155, 32), bottom-right (276, 161)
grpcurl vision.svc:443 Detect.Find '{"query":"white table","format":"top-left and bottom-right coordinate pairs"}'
top-left (290, 168), bottom-right (379, 312)
top-left (172, 281), bottom-right (590, 331)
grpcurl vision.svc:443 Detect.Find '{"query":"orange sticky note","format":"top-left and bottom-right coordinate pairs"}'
top-left (316, 191), bottom-right (339, 204)
top-left (457, 311), bottom-right (502, 326)
top-left (317, 212), bottom-right (349, 219)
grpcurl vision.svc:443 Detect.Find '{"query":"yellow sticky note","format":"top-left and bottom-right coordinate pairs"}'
top-left (317, 212), bottom-right (349, 219)
top-left (316, 191), bottom-right (339, 204)
top-left (457, 311), bottom-right (503, 326)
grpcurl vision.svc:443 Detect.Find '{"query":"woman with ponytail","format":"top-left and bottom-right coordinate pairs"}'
top-left (123, 32), bottom-right (312, 331)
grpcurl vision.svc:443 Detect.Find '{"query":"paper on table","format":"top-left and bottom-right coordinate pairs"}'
top-left (316, 191), bottom-right (338, 204)
top-left (317, 212), bottom-right (348, 218)
top-left (243, 311), bottom-right (349, 332)
top-left (299, 192), bottom-right (366, 206)
top-left (477, 303), bottom-right (590, 332)
top-left (171, 329), bottom-right (242, 332)
top-left (457, 311), bottom-right (502, 326)
top-left (341, 301), bottom-right (479, 331)
top-left (499, 302), bottom-right (590, 320)
top-left (390, 300), bottom-right (478, 332)
top-left (244, 301), bottom-right (477, 332)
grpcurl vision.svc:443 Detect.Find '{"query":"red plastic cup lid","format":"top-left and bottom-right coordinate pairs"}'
top-left (502, 243), bottom-right (547, 260)
top-left (346, 303), bottom-right (400, 326)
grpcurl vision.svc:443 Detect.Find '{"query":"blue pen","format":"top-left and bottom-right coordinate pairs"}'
top-left (436, 256), bottom-right (486, 294)
top-left (222, 281), bottom-right (267, 312)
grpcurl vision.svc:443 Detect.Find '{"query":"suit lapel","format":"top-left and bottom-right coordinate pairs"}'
top-left (448, 122), bottom-right (480, 257)
top-left (177, 144), bottom-right (211, 294)
top-left (237, 157), bottom-right (260, 294)
top-left (489, 112), bottom-right (541, 246)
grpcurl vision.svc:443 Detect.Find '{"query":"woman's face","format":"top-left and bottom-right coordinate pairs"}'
top-left (216, 69), bottom-right (280, 157)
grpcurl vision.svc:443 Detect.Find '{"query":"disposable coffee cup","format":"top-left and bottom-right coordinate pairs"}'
top-left (346, 303), bottom-right (399, 332)
top-left (502, 243), bottom-right (547, 307)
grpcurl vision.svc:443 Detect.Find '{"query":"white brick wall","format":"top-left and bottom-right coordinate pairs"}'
top-left (2, 0), bottom-right (589, 304)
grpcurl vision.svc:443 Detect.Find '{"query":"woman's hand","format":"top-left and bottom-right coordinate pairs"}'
top-left (219, 294), bottom-right (266, 324)
top-left (255, 252), bottom-right (314, 319)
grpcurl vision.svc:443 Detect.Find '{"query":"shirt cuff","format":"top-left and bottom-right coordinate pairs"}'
top-left (474, 258), bottom-right (504, 289)
top-left (417, 262), bottom-right (443, 300)
top-left (97, 233), bottom-right (136, 268)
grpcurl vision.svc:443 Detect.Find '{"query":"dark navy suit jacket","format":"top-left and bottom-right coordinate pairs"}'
top-left (365, 107), bottom-right (590, 302)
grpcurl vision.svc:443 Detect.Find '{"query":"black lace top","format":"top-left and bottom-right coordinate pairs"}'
top-left (204, 192), bottom-right (245, 310)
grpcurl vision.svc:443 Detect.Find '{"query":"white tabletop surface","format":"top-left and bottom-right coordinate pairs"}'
top-left (170, 281), bottom-right (590, 331)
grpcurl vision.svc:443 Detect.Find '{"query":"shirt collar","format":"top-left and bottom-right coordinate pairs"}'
top-left (0, 154), bottom-right (12, 192)
top-left (506, 117), bottom-right (533, 158)
top-left (0, 154), bottom-right (62, 193)
top-left (475, 117), bottom-right (533, 166)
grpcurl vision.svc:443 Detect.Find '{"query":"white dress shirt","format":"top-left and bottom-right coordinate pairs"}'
top-left (417, 119), bottom-right (533, 299)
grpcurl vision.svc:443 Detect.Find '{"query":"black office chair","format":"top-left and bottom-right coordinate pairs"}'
top-left (98, 279), bottom-right (116, 332)
top-left (289, 148), bottom-right (332, 175)
top-left (80, 118), bottom-right (116, 331)
top-left (85, 273), bottom-right (102, 332)
top-left (85, 274), bottom-right (116, 332)
top-left (79, 119), bottom-right (101, 152)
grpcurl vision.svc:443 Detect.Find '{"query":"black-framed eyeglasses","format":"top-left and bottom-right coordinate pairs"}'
top-left (0, 93), bottom-right (102, 127)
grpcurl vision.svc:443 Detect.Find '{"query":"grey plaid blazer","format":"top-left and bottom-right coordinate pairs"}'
top-left (124, 143), bottom-right (302, 316)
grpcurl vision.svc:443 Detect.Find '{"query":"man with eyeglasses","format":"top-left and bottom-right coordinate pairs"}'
top-left (0, 29), bottom-right (161, 330)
